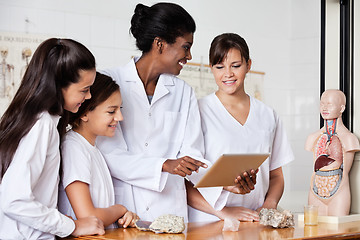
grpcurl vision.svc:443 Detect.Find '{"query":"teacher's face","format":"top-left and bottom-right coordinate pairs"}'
top-left (159, 32), bottom-right (193, 76)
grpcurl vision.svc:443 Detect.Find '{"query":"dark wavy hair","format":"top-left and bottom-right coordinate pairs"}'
top-left (130, 2), bottom-right (196, 53)
top-left (209, 33), bottom-right (250, 66)
top-left (0, 38), bottom-right (95, 180)
top-left (69, 72), bottom-right (120, 130)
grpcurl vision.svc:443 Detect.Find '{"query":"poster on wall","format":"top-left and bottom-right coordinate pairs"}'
top-left (178, 62), bottom-right (265, 100)
top-left (0, 32), bottom-right (49, 116)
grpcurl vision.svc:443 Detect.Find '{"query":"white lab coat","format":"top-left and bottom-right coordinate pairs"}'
top-left (0, 112), bottom-right (75, 240)
top-left (97, 58), bottom-right (213, 222)
top-left (58, 130), bottom-right (116, 229)
top-left (189, 93), bottom-right (294, 222)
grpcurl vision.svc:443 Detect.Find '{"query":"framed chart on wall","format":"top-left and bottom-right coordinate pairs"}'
top-left (178, 62), bottom-right (265, 100)
top-left (0, 32), bottom-right (50, 116)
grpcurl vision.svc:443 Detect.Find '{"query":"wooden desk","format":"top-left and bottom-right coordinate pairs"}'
top-left (63, 219), bottom-right (360, 240)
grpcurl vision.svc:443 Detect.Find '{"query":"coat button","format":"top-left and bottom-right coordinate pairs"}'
top-left (145, 143), bottom-right (148, 147)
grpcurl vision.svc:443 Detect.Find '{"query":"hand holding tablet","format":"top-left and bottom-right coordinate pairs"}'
top-left (194, 153), bottom-right (270, 188)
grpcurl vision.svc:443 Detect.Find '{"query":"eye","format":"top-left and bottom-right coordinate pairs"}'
top-left (215, 66), bottom-right (224, 69)
top-left (183, 45), bottom-right (190, 51)
top-left (81, 89), bottom-right (89, 94)
top-left (107, 110), bottom-right (115, 114)
top-left (232, 65), bottom-right (241, 68)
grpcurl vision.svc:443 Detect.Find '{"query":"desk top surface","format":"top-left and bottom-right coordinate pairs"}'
top-left (63, 218), bottom-right (360, 240)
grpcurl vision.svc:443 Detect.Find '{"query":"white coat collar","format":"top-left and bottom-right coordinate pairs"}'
top-left (126, 57), bottom-right (175, 86)
top-left (126, 57), bottom-right (176, 105)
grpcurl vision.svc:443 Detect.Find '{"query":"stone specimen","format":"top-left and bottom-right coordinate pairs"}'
top-left (149, 214), bottom-right (185, 233)
top-left (259, 208), bottom-right (295, 228)
top-left (135, 214), bottom-right (185, 234)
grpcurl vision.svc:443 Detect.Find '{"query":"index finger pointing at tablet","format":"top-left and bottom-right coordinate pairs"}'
top-left (182, 156), bottom-right (208, 168)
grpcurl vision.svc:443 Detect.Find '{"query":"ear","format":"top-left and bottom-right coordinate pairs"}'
top-left (246, 59), bottom-right (252, 73)
top-left (154, 37), bottom-right (164, 54)
top-left (340, 104), bottom-right (345, 113)
top-left (80, 114), bottom-right (89, 122)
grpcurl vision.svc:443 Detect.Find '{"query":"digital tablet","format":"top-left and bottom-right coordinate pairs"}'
top-left (194, 153), bottom-right (270, 188)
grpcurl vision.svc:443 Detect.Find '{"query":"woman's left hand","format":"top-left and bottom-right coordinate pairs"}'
top-left (224, 169), bottom-right (258, 194)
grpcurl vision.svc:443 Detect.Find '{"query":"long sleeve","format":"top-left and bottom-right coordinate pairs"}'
top-left (97, 125), bottom-right (169, 192)
top-left (0, 113), bottom-right (74, 238)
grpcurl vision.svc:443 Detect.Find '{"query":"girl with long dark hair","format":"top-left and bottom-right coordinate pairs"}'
top-left (0, 38), bottom-right (104, 239)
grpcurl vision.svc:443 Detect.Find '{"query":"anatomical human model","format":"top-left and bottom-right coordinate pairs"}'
top-left (0, 47), bottom-right (14, 98)
top-left (305, 89), bottom-right (360, 216)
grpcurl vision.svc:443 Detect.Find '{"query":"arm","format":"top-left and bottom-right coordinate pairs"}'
top-left (0, 116), bottom-right (103, 237)
top-left (258, 167), bottom-right (284, 211)
top-left (97, 126), bottom-right (168, 192)
top-left (65, 181), bottom-right (136, 228)
top-left (176, 88), bottom-right (211, 182)
top-left (97, 125), bottom-right (206, 191)
top-left (185, 180), bottom-right (259, 222)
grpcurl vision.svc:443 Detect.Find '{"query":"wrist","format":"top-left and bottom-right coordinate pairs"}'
top-left (214, 208), bottom-right (226, 220)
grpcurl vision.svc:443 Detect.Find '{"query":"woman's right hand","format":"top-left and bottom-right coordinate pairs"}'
top-left (162, 156), bottom-right (207, 177)
top-left (72, 216), bottom-right (105, 237)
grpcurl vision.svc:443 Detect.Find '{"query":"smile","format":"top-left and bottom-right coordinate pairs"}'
top-left (223, 80), bottom-right (236, 85)
top-left (178, 60), bottom-right (186, 67)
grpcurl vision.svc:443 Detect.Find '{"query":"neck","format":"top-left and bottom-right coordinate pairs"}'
top-left (215, 89), bottom-right (248, 106)
top-left (324, 117), bottom-right (344, 128)
top-left (73, 126), bottom-right (96, 146)
top-left (136, 54), bottom-right (161, 85)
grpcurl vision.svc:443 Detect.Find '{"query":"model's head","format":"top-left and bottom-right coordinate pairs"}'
top-left (320, 89), bottom-right (346, 120)
top-left (70, 72), bottom-right (121, 130)
top-left (130, 2), bottom-right (196, 53)
top-left (209, 33), bottom-right (250, 66)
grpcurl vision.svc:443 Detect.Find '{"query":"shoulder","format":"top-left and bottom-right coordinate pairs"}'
top-left (305, 129), bottom-right (323, 151)
top-left (29, 112), bottom-right (60, 137)
top-left (165, 74), bottom-right (193, 89)
top-left (338, 131), bottom-right (360, 152)
top-left (100, 59), bottom-right (135, 83)
top-left (198, 93), bottom-right (215, 109)
top-left (62, 131), bottom-right (89, 155)
top-left (251, 96), bottom-right (278, 121)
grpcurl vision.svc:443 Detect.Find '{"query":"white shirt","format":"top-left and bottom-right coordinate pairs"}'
top-left (97, 58), bottom-right (208, 222)
top-left (189, 93), bottom-right (294, 222)
top-left (0, 112), bottom-right (75, 240)
top-left (58, 130), bottom-right (116, 229)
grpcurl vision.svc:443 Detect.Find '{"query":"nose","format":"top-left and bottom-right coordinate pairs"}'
top-left (225, 67), bottom-right (234, 77)
top-left (186, 49), bottom-right (192, 60)
top-left (85, 91), bottom-right (91, 100)
top-left (115, 110), bottom-right (124, 122)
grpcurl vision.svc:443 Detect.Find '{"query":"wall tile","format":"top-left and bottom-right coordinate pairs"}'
top-left (90, 15), bottom-right (115, 48)
top-left (64, 13), bottom-right (91, 46)
top-left (0, 4), bottom-right (11, 31)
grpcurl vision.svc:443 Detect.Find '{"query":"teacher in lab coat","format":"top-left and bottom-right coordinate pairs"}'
top-left (97, 2), bottom-right (210, 222)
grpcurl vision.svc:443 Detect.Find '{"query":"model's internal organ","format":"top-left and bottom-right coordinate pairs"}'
top-left (314, 134), bottom-right (343, 171)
